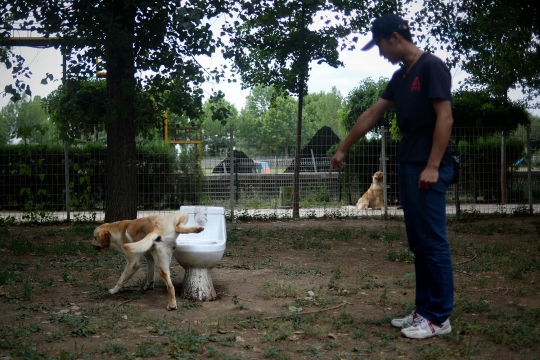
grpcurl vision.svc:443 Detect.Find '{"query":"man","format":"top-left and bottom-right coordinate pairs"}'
top-left (329, 14), bottom-right (454, 339)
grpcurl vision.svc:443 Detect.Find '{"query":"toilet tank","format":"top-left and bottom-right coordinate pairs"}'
top-left (177, 206), bottom-right (226, 243)
top-left (174, 206), bottom-right (227, 268)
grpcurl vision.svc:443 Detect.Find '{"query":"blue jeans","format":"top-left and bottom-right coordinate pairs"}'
top-left (398, 162), bottom-right (454, 324)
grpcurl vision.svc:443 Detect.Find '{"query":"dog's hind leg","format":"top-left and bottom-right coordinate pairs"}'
top-left (175, 213), bottom-right (204, 234)
top-left (143, 253), bottom-right (155, 290)
top-left (109, 253), bottom-right (141, 294)
top-left (155, 250), bottom-right (177, 310)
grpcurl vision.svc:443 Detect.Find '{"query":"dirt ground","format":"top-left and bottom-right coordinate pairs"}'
top-left (0, 216), bottom-right (539, 359)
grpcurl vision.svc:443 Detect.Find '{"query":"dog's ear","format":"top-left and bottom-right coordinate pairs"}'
top-left (100, 229), bottom-right (111, 248)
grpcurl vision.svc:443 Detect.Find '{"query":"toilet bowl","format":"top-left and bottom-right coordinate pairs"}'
top-left (173, 206), bottom-right (226, 301)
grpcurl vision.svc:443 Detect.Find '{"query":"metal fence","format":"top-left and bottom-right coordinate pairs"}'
top-left (1, 126), bottom-right (537, 222)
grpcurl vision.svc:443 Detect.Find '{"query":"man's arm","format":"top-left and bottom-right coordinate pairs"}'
top-left (329, 98), bottom-right (393, 173)
top-left (418, 98), bottom-right (453, 188)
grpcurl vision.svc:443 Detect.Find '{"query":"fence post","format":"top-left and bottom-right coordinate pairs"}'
top-left (527, 125), bottom-right (533, 214)
top-left (62, 48), bottom-right (70, 222)
top-left (381, 126), bottom-right (388, 217)
top-left (501, 131), bottom-right (507, 204)
top-left (64, 140), bottom-right (70, 221)
top-left (229, 125), bottom-right (235, 222)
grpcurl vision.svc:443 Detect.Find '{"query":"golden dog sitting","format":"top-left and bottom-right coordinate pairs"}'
top-left (356, 171), bottom-right (384, 210)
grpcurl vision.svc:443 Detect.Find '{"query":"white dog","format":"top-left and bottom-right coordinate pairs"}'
top-left (91, 211), bottom-right (204, 310)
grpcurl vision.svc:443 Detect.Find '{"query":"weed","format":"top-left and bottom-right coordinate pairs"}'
top-left (387, 249), bottom-right (415, 262)
top-left (280, 266), bottom-right (322, 276)
top-left (0, 269), bottom-right (22, 285)
top-left (135, 339), bottom-right (161, 357)
top-left (296, 343), bottom-right (322, 358)
top-left (232, 294), bottom-right (245, 310)
top-left (414, 343), bottom-right (446, 359)
top-left (261, 280), bottom-right (299, 299)
top-left (333, 313), bottom-right (355, 330)
top-left (22, 280), bottom-right (32, 300)
top-left (263, 345), bottom-right (290, 360)
top-left (483, 323), bottom-right (539, 351)
top-left (47, 313), bottom-right (99, 337)
top-left (291, 239), bottom-right (331, 250)
top-left (103, 341), bottom-right (128, 355)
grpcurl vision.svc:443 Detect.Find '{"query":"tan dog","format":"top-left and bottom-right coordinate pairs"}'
top-left (91, 211), bottom-right (204, 310)
top-left (356, 171), bottom-right (384, 210)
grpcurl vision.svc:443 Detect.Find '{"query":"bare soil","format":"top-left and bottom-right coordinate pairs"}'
top-left (0, 217), bottom-right (539, 359)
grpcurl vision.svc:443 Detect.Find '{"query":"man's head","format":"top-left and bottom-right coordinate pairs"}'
top-left (361, 14), bottom-right (412, 51)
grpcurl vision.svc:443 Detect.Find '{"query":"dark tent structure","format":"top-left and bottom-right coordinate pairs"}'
top-left (212, 150), bottom-right (257, 174)
top-left (284, 126), bottom-right (341, 173)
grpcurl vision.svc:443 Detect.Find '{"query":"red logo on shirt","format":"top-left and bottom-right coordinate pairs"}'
top-left (411, 76), bottom-right (421, 92)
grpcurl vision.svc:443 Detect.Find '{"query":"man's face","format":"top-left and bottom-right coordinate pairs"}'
top-left (376, 35), bottom-right (400, 65)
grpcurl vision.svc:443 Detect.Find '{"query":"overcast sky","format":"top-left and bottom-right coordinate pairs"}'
top-left (1, 31), bottom-right (537, 117)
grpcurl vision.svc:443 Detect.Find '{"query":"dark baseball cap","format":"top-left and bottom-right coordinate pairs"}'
top-left (361, 14), bottom-right (409, 51)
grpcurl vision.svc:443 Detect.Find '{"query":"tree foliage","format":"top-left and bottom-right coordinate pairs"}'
top-left (0, 95), bottom-right (57, 145)
top-left (415, 0), bottom-right (540, 105)
top-left (1, 0), bottom-right (233, 221)
top-left (43, 79), bottom-right (162, 141)
top-left (452, 89), bottom-right (530, 136)
top-left (339, 77), bottom-right (394, 135)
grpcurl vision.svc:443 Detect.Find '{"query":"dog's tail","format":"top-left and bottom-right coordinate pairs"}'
top-left (122, 233), bottom-right (162, 253)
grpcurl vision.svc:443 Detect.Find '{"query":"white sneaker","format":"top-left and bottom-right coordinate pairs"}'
top-left (391, 310), bottom-right (417, 328)
top-left (401, 316), bottom-right (452, 339)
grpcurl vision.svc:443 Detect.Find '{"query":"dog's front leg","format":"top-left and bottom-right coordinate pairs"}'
top-left (109, 254), bottom-right (140, 294)
top-left (144, 253), bottom-right (155, 290)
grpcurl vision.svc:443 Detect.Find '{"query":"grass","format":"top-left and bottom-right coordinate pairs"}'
top-left (0, 217), bottom-right (539, 359)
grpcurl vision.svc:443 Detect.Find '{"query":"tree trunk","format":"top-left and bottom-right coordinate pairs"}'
top-left (180, 268), bottom-right (217, 301)
top-left (104, 1), bottom-right (138, 222)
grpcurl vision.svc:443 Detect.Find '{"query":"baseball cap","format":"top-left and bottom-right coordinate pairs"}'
top-left (361, 14), bottom-right (409, 51)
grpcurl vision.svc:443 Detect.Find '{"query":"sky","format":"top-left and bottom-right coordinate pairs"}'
top-left (1, 29), bottom-right (537, 117)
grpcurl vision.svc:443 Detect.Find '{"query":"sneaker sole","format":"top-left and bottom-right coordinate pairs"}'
top-left (401, 325), bottom-right (452, 339)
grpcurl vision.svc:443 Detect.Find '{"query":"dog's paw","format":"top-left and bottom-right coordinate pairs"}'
top-left (195, 227), bottom-right (204, 233)
top-left (167, 304), bottom-right (178, 311)
top-left (108, 288), bottom-right (118, 295)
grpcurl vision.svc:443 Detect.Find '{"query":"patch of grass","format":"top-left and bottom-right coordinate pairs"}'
top-left (260, 280), bottom-right (300, 299)
top-left (280, 266), bottom-right (322, 276)
top-left (483, 323), bottom-right (540, 351)
top-left (263, 344), bottom-right (290, 360)
top-left (167, 330), bottom-right (211, 358)
top-left (47, 313), bottom-right (99, 337)
top-left (0, 269), bottom-right (22, 285)
top-left (291, 238), bottom-right (331, 250)
top-left (135, 339), bottom-right (162, 357)
top-left (387, 249), bottom-right (414, 262)
top-left (22, 280), bottom-right (33, 300)
top-left (103, 341), bottom-right (128, 355)
top-left (450, 222), bottom-right (529, 235)
top-left (455, 298), bottom-right (491, 314)
top-left (382, 229), bottom-right (404, 242)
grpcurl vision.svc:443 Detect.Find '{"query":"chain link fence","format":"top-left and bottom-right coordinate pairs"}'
top-left (1, 126), bottom-right (537, 222)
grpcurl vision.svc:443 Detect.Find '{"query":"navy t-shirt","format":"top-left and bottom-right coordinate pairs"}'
top-left (381, 52), bottom-right (453, 166)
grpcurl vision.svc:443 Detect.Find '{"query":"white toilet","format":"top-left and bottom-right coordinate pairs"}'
top-left (173, 206), bottom-right (226, 301)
